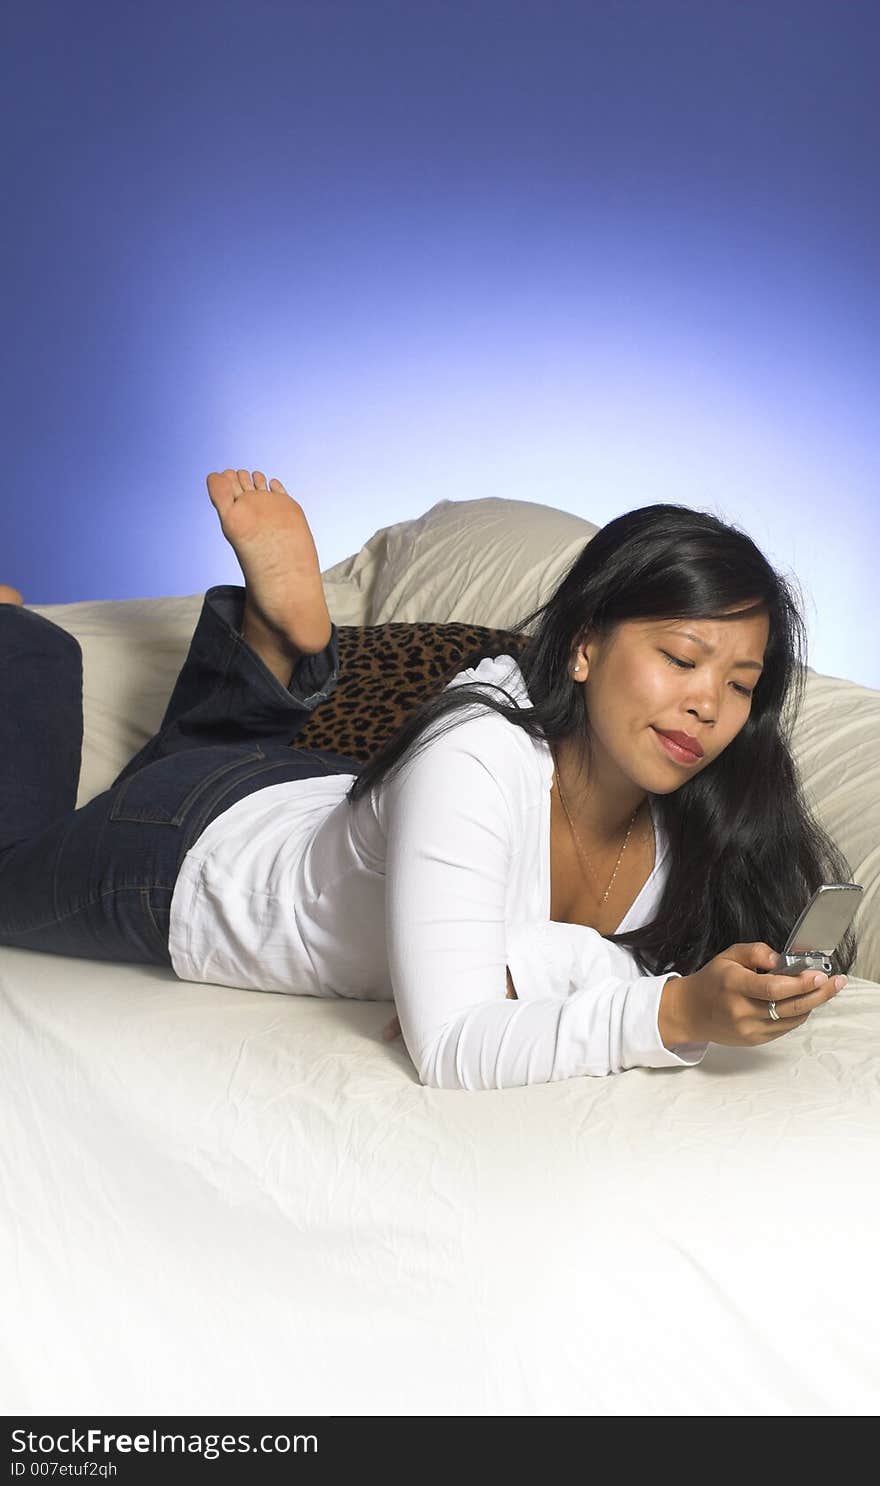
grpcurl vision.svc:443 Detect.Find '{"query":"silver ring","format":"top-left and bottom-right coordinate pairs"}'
top-left (768, 1001), bottom-right (780, 1021)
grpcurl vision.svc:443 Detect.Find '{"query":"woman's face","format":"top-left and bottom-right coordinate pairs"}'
top-left (572, 604), bottom-right (771, 793)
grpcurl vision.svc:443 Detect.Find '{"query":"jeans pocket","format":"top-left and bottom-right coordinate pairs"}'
top-left (109, 746), bottom-right (267, 827)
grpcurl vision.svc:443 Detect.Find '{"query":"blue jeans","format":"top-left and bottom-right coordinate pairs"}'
top-left (0, 585), bottom-right (362, 969)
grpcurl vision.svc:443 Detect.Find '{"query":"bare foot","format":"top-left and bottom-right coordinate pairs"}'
top-left (0, 585), bottom-right (24, 606)
top-left (206, 468), bottom-right (332, 679)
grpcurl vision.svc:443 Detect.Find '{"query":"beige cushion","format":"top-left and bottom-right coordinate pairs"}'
top-left (793, 670), bottom-right (880, 984)
top-left (321, 495), bottom-right (600, 626)
top-left (27, 575), bottom-right (369, 812)
top-left (27, 592), bottom-right (207, 812)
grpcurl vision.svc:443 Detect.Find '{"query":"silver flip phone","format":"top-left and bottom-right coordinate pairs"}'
top-left (772, 883), bottom-right (864, 976)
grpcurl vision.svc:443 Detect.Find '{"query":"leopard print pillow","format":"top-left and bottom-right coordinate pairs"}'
top-left (292, 621), bottom-right (532, 765)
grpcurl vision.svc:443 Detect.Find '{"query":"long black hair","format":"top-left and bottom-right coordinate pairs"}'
top-left (344, 503), bottom-right (857, 978)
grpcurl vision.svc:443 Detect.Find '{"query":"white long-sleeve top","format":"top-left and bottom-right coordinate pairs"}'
top-left (168, 653), bottom-right (709, 1089)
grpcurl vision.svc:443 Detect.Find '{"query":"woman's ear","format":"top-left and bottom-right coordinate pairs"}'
top-left (569, 626), bottom-right (595, 680)
top-left (569, 644), bottom-right (590, 680)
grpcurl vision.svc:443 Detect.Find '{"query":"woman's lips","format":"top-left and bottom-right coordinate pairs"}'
top-left (652, 727), bottom-right (703, 764)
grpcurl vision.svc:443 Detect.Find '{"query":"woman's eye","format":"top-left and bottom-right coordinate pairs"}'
top-left (660, 652), bottom-right (753, 698)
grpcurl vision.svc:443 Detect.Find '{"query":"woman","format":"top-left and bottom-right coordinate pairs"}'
top-left (0, 471), bottom-right (855, 1090)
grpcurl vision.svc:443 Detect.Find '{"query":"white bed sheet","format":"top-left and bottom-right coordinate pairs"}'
top-left (3, 944), bottom-right (880, 1417)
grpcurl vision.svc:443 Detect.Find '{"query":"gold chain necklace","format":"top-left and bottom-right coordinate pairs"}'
top-left (554, 763), bottom-right (640, 907)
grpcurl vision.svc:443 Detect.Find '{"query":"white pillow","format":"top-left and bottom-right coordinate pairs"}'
top-left (321, 496), bottom-right (600, 628)
top-left (793, 670), bottom-right (880, 985)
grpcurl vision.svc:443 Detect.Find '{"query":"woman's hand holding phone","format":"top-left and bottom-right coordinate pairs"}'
top-left (385, 939), bottom-right (850, 1052)
top-left (660, 941), bottom-right (848, 1049)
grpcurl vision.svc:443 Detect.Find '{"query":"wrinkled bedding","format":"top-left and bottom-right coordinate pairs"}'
top-left (3, 943), bottom-right (879, 1416)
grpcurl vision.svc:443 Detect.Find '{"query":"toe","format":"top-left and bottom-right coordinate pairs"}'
top-left (207, 470), bottom-right (240, 514)
top-left (253, 470), bottom-right (268, 490)
top-left (269, 477), bottom-right (288, 493)
top-left (237, 468), bottom-right (255, 489)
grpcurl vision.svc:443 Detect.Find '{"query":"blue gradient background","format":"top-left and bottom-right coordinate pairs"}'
top-left (2, 0), bottom-right (878, 686)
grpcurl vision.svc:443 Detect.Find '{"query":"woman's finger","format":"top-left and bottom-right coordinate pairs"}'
top-left (380, 1014), bottom-right (401, 1042)
top-left (749, 979), bottom-right (841, 1021)
top-left (750, 969), bottom-right (845, 1004)
top-left (764, 1011), bottom-right (813, 1038)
